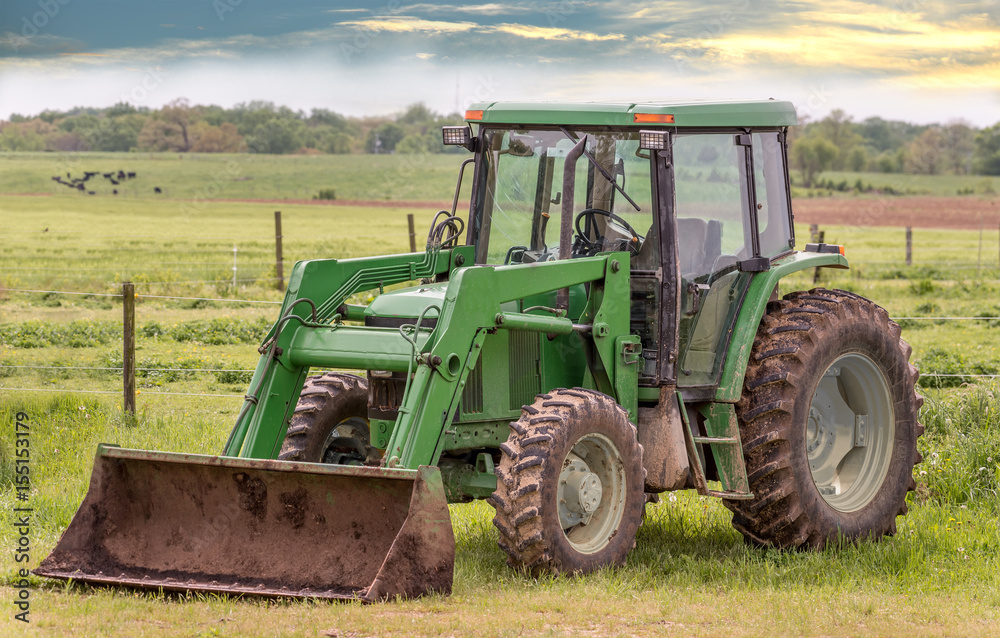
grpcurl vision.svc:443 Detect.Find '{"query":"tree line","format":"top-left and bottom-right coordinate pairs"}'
top-left (789, 109), bottom-right (1000, 184)
top-left (0, 99), bottom-right (466, 156)
top-left (1, 100), bottom-right (998, 178)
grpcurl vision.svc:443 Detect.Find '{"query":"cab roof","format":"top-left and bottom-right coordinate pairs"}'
top-left (465, 99), bottom-right (797, 128)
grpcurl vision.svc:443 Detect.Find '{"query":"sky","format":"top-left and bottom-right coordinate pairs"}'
top-left (0, 0), bottom-right (998, 126)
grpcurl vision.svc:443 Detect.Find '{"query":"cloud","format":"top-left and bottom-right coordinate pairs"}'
top-left (404, 3), bottom-right (538, 16)
top-left (339, 17), bottom-right (478, 35)
top-left (486, 23), bottom-right (626, 41)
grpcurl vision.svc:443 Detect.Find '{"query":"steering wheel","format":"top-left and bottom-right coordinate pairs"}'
top-left (573, 208), bottom-right (643, 257)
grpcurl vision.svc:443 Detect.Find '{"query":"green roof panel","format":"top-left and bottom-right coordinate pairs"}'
top-left (466, 99), bottom-right (798, 128)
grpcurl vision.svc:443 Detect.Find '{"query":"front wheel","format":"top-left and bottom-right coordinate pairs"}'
top-left (279, 373), bottom-right (377, 465)
top-left (727, 289), bottom-right (923, 549)
top-left (489, 388), bottom-right (645, 575)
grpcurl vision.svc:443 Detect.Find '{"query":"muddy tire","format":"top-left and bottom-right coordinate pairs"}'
top-left (489, 388), bottom-right (645, 576)
top-left (726, 289), bottom-right (923, 549)
top-left (279, 372), bottom-right (377, 465)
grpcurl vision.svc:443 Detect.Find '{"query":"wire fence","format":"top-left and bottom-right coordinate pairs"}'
top-left (1, 284), bottom-right (998, 410)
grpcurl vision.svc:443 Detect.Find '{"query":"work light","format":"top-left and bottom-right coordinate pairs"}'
top-left (442, 125), bottom-right (475, 151)
top-left (638, 130), bottom-right (668, 151)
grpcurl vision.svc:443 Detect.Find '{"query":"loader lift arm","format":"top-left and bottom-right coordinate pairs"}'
top-left (228, 245), bottom-right (637, 470)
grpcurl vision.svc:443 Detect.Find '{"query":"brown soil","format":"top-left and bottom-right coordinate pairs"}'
top-left (792, 196), bottom-right (1000, 230)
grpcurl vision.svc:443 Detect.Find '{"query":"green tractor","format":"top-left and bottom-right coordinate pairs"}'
top-left (37, 100), bottom-right (922, 600)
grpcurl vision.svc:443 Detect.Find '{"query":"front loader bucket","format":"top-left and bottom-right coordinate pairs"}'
top-left (34, 445), bottom-right (454, 601)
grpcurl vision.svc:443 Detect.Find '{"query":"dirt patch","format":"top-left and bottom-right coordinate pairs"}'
top-left (792, 196), bottom-right (1000, 230)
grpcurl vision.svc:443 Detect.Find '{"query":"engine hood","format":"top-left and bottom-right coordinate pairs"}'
top-left (363, 282), bottom-right (449, 321)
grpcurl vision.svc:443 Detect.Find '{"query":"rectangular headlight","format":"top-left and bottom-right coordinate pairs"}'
top-left (638, 130), bottom-right (668, 151)
top-left (442, 125), bottom-right (474, 150)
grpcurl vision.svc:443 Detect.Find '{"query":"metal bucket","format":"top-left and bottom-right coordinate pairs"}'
top-left (34, 445), bottom-right (454, 601)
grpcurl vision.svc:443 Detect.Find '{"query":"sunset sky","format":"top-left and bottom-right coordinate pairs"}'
top-left (1, 0), bottom-right (997, 125)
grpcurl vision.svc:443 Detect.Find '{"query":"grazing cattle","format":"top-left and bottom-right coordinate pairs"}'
top-left (87, 191), bottom-right (95, 195)
top-left (103, 173), bottom-right (113, 178)
top-left (51, 176), bottom-right (60, 182)
top-left (127, 172), bottom-right (136, 178)
top-left (154, 187), bottom-right (163, 194)
top-left (76, 183), bottom-right (85, 191)
top-left (110, 178), bottom-right (119, 185)
top-left (113, 189), bottom-right (118, 195)
top-left (66, 172), bottom-right (70, 178)
top-left (117, 170), bottom-right (126, 179)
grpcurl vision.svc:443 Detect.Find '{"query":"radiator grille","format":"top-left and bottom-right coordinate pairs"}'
top-left (508, 331), bottom-right (540, 410)
top-left (461, 362), bottom-right (484, 415)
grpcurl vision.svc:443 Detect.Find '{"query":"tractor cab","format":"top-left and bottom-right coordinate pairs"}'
top-left (450, 101), bottom-right (797, 394)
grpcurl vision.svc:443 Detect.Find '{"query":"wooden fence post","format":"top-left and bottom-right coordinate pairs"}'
top-left (122, 282), bottom-right (136, 419)
top-left (905, 227), bottom-right (912, 266)
top-left (407, 213), bottom-right (417, 253)
top-left (813, 230), bottom-right (825, 284)
top-left (809, 223), bottom-right (819, 243)
top-left (274, 211), bottom-right (284, 290)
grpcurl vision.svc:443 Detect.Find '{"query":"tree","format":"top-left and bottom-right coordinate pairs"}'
top-left (846, 146), bottom-right (868, 172)
top-left (247, 118), bottom-right (305, 154)
top-left (137, 117), bottom-right (187, 152)
top-left (972, 123), bottom-right (1000, 176)
top-left (190, 122), bottom-right (245, 152)
top-left (816, 109), bottom-right (863, 170)
top-left (366, 122), bottom-right (405, 154)
top-left (396, 132), bottom-right (439, 154)
top-left (941, 120), bottom-right (975, 175)
top-left (160, 98), bottom-right (195, 152)
top-left (792, 136), bottom-right (838, 187)
top-left (905, 127), bottom-right (946, 175)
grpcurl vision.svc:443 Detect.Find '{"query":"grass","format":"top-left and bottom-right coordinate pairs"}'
top-left (2, 157), bottom-right (1000, 635)
top-left (1, 392), bottom-right (1000, 637)
top-left (791, 169), bottom-right (1000, 197)
top-left (0, 152), bottom-right (469, 202)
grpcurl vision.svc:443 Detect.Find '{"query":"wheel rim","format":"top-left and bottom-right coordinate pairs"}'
top-left (807, 353), bottom-right (894, 512)
top-left (321, 417), bottom-right (371, 465)
top-left (557, 433), bottom-right (627, 554)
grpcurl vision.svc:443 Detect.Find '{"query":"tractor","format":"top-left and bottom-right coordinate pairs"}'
top-left (37, 100), bottom-right (922, 600)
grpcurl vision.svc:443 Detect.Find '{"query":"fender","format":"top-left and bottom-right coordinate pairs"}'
top-left (714, 251), bottom-right (849, 402)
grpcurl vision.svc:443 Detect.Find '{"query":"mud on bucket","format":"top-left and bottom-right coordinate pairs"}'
top-left (34, 445), bottom-right (455, 601)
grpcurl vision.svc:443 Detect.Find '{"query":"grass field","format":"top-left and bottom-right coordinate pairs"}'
top-left (0, 152), bottom-right (469, 203)
top-left (2, 154), bottom-right (1000, 636)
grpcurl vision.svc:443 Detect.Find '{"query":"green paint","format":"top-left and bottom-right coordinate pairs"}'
top-left (714, 251), bottom-right (849, 403)
top-left (467, 100), bottom-right (797, 128)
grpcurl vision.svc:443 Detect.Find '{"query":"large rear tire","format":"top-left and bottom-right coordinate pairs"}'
top-left (279, 372), bottom-right (377, 465)
top-left (489, 388), bottom-right (645, 575)
top-left (726, 289), bottom-right (923, 549)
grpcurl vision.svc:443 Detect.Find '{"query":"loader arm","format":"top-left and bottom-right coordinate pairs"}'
top-left (225, 247), bottom-right (471, 458)
top-left (228, 249), bottom-right (635, 468)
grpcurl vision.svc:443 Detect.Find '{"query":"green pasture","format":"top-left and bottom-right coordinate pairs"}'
top-left (2, 162), bottom-right (1000, 635)
top-left (0, 151), bottom-right (468, 203)
top-left (791, 169), bottom-right (1000, 197)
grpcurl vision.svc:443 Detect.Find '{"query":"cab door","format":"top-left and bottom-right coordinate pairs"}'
top-left (669, 130), bottom-right (793, 392)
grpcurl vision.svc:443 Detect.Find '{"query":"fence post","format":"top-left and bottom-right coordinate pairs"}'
top-left (407, 213), bottom-right (417, 253)
top-left (813, 230), bottom-right (825, 284)
top-left (232, 245), bottom-right (238, 288)
top-left (122, 282), bottom-right (136, 419)
top-left (905, 227), bottom-right (912, 266)
top-left (274, 211), bottom-right (284, 290)
top-left (809, 223), bottom-right (819, 243)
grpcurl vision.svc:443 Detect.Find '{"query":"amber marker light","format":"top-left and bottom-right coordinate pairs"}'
top-left (633, 113), bottom-right (674, 124)
top-left (465, 110), bottom-right (484, 121)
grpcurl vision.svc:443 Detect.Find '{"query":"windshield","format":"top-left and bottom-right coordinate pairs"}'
top-left (473, 128), bottom-right (658, 270)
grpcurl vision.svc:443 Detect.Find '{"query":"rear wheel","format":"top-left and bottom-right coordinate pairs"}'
top-left (489, 388), bottom-right (645, 575)
top-left (279, 373), bottom-right (377, 465)
top-left (727, 289), bottom-right (923, 548)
